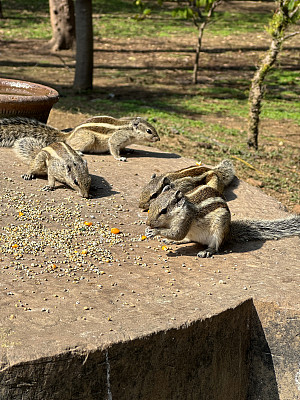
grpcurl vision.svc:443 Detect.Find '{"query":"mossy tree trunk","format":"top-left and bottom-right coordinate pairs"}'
top-left (247, 0), bottom-right (300, 149)
top-left (247, 38), bottom-right (282, 149)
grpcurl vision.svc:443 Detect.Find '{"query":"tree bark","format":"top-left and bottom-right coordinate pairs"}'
top-left (247, 38), bottom-right (282, 149)
top-left (48, 0), bottom-right (75, 51)
top-left (247, 0), bottom-right (300, 149)
top-left (0, 1), bottom-right (3, 19)
top-left (192, 0), bottom-right (221, 84)
top-left (73, 0), bottom-right (93, 91)
top-left (193, 21), bottom-right (206, 84)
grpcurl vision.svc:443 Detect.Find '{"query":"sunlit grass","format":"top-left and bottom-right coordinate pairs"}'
top-left (1, 0), bottom-right (299, 208)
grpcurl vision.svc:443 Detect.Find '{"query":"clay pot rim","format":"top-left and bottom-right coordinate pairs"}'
top-left (0, 78), bottom-right (59, 103)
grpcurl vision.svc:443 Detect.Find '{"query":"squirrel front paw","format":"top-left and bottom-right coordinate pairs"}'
top-left (197, 249), bottom-right (214, 258)
top-left (22, 174), bottom-right (35, 180)
top-left (115, 156), bottom-right (127, 162)
top-left (145, 227), bottom-right (159, 239)
top-left (41, 185), bottom-right (54, 192)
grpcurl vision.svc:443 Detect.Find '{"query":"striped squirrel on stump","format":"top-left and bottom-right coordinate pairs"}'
top-left (0, 115), bottom-right (160, 161)
top-left (139, 159), bottom-right (235, 211)
top-left (145, 184), bottom-right (300, 258)
top-left (13, 137), bottom-right (91, 198)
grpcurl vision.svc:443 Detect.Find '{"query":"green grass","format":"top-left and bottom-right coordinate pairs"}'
top-left (209, 11), bottom-right (271, 35)
top-left (1, 0), bottom-right (48, 12)
top-left (93, 9), bottom-right (272, 39)
top-left (1, 0), bottom-right (273, 41)
top-left (56, 90), bottom-right (299, 207)
top-left (1, 0), bottom-right (299, 208)
top-left (0, 16), bottom-right (51, 39)
top-left (57, 88), bottom-right (300, 127)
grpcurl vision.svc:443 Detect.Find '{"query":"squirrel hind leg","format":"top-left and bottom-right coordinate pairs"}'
top-left (197, 246), bottom-right (217, 258)
top-left (22, 152), bottom-right (48, 180)
top-left (115, 156), bottom-right (127, 162)
top-left (196, 236), bottom-right (218, 258)
top-left (22, 173), bottom-right (35, 180)
top-left (22, 156), bottom-right (46, 180)
top-left (197, 228), bottom-right (227, 258)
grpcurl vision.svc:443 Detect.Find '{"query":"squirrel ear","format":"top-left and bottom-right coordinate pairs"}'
top-left (174, 190), bottom-right (185, 207)
top-left (132, 118), bottom-right (140, 128)
top-left (162, 185), bottom-right (171, 193)
top-left (162, 176), bottom-right (171, 186)
top-left (175, 190), bottom-right (183, 201)
top-left (151, 173), bottom-right (156, 179)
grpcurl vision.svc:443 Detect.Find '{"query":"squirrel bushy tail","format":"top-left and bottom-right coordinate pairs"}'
top-left (0, 117), bottom-right (62, 147)
top-left (13, 137), bottom-right (47, 163)
top-left (213, 159), bottom-right (235, 187)
top-left (230, 215), bottom-right (300, 242)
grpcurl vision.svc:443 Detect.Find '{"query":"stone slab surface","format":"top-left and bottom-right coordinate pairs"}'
top-left (0, 145), bottom-right (299, 399)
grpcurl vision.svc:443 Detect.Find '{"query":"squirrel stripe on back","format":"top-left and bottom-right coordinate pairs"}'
top-left (13, 137), bottom-right (91, 197)
top-left (139, 159), bottom-right (235, 210)
top-left (145, 176), bottom-right (300, 257)
top-left (0, 115), bottom-right (160, 161)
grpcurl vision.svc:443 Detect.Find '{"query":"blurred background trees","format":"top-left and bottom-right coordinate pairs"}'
top-left (49, 0), bottom-right (75, 51)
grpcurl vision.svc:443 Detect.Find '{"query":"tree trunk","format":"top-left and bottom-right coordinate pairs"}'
top-left (192, 0), bottom-right (221, 85)
top-left (73, 0), bottom-right (93, 91)
top-left (246, 0), bottom-right (300, 149)
top-left (247, 38), bottom-right (282, 149)
top-left (193, 21), bottom-right (206, 84)
top-left (48, 0), bottom-right (75, 51)
top-left (0, 1), bottom-right (3, 19)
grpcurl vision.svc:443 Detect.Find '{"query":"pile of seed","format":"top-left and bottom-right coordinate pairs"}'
top-left (0, 188), bottom-right (125, 279)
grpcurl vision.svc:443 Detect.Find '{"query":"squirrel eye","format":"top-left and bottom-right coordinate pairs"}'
top-left (159, 207), bottom-right (168, 215)
top-left (146, 129), bottom-right (152, 134)
top-left (150, 192), bottom-right (158, 200)
top-left (74, 178), bottom-right (79, 186)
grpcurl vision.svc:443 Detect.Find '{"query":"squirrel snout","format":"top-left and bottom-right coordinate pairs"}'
top-left (80, 190), bottom-right (90, 198)
top-left (139, 200), bottom-right (149, 211)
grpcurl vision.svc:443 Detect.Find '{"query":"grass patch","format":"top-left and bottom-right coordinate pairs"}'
top-left (0, 0), bottom-right (298, 210)
top-left (93, 10), bottom-right (272, 39)
top-left (1, 0), bottom-right (273, 41)
top-left (209, 11), bottom-right (271, 35)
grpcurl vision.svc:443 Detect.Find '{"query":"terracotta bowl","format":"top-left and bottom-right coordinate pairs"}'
top-left (0, 78), bottom-right (59, 123)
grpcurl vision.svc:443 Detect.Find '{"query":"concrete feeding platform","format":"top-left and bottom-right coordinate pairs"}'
top-left (0, 145), bottom-right (299, 400)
